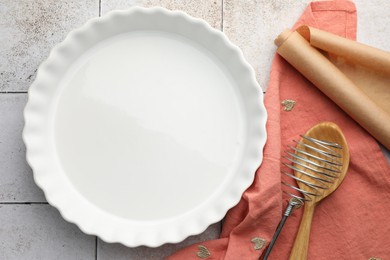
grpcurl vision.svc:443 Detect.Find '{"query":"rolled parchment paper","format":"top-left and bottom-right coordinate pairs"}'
top-left (275, 27), bottom-right (390, 150)
top-left (297, 26), bottom-right (390, 115)
top-left (296, 26), bottom-right (390, 75)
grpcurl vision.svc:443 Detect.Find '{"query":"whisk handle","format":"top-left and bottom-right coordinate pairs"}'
top-left (289, 204), bottom-right (316, 260)
top-left (262, 215), bottom-right (288, 260)
top-left (262, 198), bottom-right (302, 260)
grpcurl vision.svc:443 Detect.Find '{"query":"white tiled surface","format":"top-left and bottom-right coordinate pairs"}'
top-left (1, 0), bottom-right (389, 259)
top-left (0, 0), bottom-right (99, 92)
top-left (223, 0), bottom-right (310, 90)
top-left (0, 205), bottom-right (95, 260)
top-left (0, 95), bottom-right (45, 202)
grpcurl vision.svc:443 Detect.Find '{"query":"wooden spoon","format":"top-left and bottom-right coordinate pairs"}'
top-left (289, 122), bottom-right (350, 260)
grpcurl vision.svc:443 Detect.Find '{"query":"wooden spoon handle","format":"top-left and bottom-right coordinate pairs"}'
top-left (289, 204), bottom-right (316, 260)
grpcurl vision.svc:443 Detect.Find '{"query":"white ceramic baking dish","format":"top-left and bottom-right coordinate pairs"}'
top-left (23, 7), bottom-right (267, 247)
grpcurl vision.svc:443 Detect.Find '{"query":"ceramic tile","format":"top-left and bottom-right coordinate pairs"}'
top-left (223, 0), bottom-right (390, 92)
top-left (0, 94), bottom-right (45, 202)
top-left (97, 222), bottom-right (221, 260)
top-left (355, 0), bottom-right (390, 51)
top-left (0, 204), bottom-right (95, 260)
top-left (0, 0), bottom-right (99, 92)
top-left (101, 0), bottom-right (222, 30)
top-left (223, 0), bottom-right (310, 91)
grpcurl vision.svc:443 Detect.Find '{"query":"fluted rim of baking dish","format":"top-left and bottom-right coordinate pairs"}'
top-left (23, 6), bottom-right (267, 247)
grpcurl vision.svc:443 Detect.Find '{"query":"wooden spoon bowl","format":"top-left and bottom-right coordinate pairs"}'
top-left (289, 122), bottom-right (350, 260)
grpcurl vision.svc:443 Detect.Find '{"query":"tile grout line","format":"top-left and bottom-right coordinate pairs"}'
top-left (0, 91), bottom-right (28, 94)
top-left (99, 0), bottom-right (102, 17)
top-left (93, 0), bottom-right (99, 250)
top-left (95, 236), bottom-right (98, 260)
top-left (221, 0), bottom-right (224, 32)
top-left (0, 202), bottom-right (48, 204)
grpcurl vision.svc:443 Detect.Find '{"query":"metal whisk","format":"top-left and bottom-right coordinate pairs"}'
top-left (262, 135), bottom-right (343, 260)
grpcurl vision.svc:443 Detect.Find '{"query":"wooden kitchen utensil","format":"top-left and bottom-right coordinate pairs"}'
top-left (289, 122), bottom-right (350, 260)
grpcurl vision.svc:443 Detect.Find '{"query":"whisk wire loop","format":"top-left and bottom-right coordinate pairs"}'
top-left (281, 181), bottom-right (319, 200)
top-left (285, 151), bottom-right (340, 173)
top-left (283, 163), bottom-right (333, 184)
top-left (283, 155), bottom-right (338, 179)
top-left (288, 145), bottom-right (343, 167)
top-left (300, 134), bottom-right (343, 149)
top-left (282, 171), bottom-right (327, 191)
top-left (293, 140), bottom-right (341, 159)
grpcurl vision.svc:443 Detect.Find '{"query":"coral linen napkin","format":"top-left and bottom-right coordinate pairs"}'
top-left (168, 1), bottom-right (390, 259)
